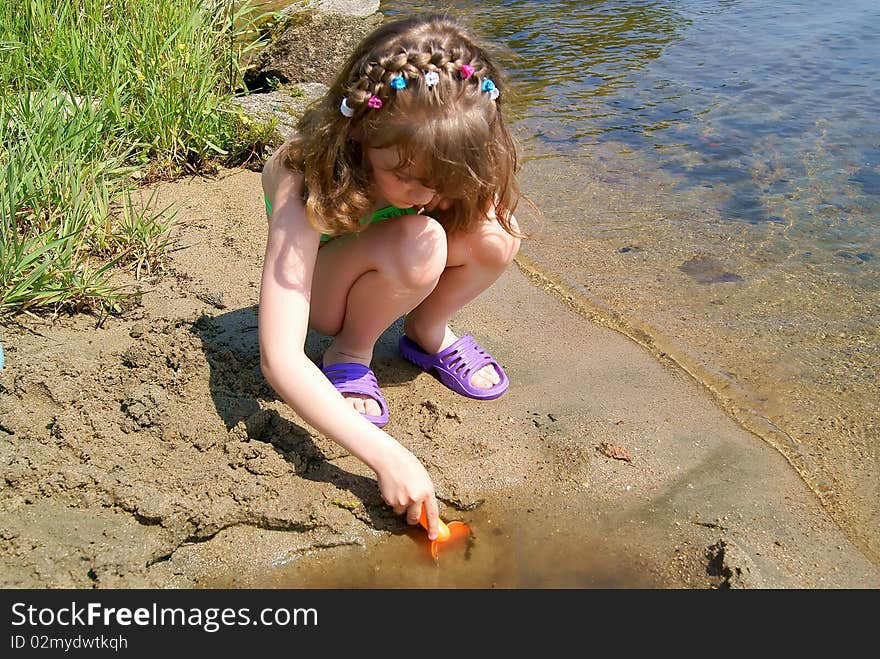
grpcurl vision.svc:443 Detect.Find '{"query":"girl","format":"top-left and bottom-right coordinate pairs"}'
top-left (259, 14), bottom-right (524, 540)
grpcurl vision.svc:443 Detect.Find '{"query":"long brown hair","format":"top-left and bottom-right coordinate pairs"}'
top-left (276, 14), bottom-right (525, 238)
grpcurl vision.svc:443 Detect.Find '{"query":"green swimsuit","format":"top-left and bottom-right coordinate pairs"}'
top-left (264, 197), bottom-right (416, 243)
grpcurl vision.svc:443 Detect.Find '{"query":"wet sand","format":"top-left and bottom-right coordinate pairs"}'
top-left (1, 168), bottom-right (876, 588)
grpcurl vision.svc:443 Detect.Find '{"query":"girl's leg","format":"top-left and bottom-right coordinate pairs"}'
top-left (309, 215), bottom-right (447, 415)
top-left (403, 216), bottom-right (521, 390)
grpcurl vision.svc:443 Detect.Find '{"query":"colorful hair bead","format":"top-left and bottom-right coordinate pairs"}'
top-left (482, 79), bottom-right (500, 100)
top-left (391, 75), bottom-right (407, 90)
top-left (340, 97), bottom-right (355, 117)
top-left (460, 64), bottom-right (475, 79)
top-left (367, 95), bottom-right (383, 109)
top-left (425, 70), bottom-right (440, 87)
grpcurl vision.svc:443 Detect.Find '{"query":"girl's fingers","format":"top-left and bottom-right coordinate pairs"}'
top-left (406, 502), bottom-right (422, 526)
top-left (420, 495), bottom-right (440, 540)
top-left (392, 504), bottom-right (407, 515)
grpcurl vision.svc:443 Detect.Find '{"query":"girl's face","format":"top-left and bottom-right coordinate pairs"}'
top-left (366, 147), bottom-right (438, 210)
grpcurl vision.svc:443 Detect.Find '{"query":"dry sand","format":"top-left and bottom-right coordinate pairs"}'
top-left (1, 168), bottom-right (877, 588)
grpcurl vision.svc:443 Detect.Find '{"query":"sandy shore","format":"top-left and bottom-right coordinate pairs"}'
top-left (1, 168), bottom-right (877, 588)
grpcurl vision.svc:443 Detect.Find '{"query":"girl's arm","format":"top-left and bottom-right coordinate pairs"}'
top-left (258, 150), bottom-right (441, 539)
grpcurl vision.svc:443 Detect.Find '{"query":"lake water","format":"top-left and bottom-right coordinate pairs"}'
top-left (376, 0), bottom-right (880, 560)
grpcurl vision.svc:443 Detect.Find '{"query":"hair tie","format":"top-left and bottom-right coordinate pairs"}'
top-left (367, 95), bottom-right (383, 109)
top-left (340, 97), bottom-right (355, 117)
top-left (391, 75), bottom-right (407, 90)
top-left (482, 79), bottom-right (500, 100)
top-left (425, 71), bottom-right (440, 87)
top-left (460, 64), bottom-right (475, 79)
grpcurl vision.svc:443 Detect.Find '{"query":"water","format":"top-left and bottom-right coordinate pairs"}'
top-left (208, 494), bottom-right (683, 588)
top-left (373, 0), bottom-right (879, 559)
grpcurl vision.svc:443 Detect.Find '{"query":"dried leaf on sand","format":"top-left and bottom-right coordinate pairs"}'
top-left (598, 441), bottom-right (633, 462)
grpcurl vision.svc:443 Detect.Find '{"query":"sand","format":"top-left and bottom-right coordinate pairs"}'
top-left (0, 167), bottom-right (877, 588)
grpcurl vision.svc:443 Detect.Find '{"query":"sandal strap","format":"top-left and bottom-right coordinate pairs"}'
top-left (435, 334), bottom-right (494, 379)
top-left (399, 333), bottom-right (509, 400)
top-left (320, 362), bottom-right (387, 415)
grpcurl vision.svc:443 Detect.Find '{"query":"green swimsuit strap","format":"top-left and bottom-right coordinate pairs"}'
top-left (321, 206), bottom-right (417, 243)
top-left (264, 197), bottom-right (415, 243)
top-left (364, 205), bottom-right (417, 223)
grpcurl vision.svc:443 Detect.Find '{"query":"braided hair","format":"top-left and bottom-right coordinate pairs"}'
top-left (278, 14), bottom-right (523, 238)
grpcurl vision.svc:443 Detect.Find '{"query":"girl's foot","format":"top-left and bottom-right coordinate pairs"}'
top-left (321, 341), bottom-right (383, 417)
top-left (402, 323), bottom-right (502, 390)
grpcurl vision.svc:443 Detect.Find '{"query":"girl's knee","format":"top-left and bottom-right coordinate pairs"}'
top-left (455, 220), bottom-right (521, 270)
top-left (385, 215), bottom-right (448, 290)
top-left (493, 214), bottom-right (522, 266)
top-left (495, 229), bottom-right (521, 267)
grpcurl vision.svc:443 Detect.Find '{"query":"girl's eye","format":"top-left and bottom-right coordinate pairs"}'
top-left (392, 169), bottom-right (435, 190)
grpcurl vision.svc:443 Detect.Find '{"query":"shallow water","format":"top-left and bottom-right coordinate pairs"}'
top-left (213, 495), bottom-right (681, 588)
top-left (369, 0), bottom-right (880, 560)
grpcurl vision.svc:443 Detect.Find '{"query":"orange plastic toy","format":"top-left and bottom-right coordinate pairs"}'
top-left (418, 507), bottom-right (470, 560)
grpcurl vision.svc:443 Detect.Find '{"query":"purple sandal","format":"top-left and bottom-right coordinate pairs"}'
top-left (318, 361), bottom-right (389, 427)
top-left (399, 334), bottom-right (509, 400)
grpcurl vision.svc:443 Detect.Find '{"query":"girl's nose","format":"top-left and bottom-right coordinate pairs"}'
top-left (411, 184), bottom-right (436, 206)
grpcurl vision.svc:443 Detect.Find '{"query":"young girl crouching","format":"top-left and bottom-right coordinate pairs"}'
top-left (259, 14), bottom-right (525, 539)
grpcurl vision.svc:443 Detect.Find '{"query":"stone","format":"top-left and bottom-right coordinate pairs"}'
top-left (294, 1), bottom-right (380, 17)
top-left (229, 84), bottom-right (327, 145)
top-left (244, 10), bottom-right (383, 90)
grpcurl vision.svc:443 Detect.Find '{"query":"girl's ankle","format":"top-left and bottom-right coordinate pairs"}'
top-left (323, 341), bottom-right (373, 367)
top-left (402, 319), bottom-right (452, 354)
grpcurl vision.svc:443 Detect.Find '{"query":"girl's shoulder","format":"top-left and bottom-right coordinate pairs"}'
top-left (262, 147), bottom-right (305, 215)
top-left (262, 141), bottom-right (301, 184)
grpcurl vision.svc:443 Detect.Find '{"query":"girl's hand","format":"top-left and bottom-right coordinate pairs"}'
top-left (375, 443), bottom-right (440, 540)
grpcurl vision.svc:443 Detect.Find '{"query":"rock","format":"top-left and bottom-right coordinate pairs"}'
top-left (706, 538), bottom-right (768, 588)
top-left (678, 256), bottom-right (743, 284)
top-left (244, 10), bottom-right (383, 90)
top-left (229, 84), bottom-right (327, 145)
top-left (293, 1), bottom-right (380, 17)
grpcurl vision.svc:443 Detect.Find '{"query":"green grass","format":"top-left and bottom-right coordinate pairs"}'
top-left (0, 0), bottom-right (275, 315)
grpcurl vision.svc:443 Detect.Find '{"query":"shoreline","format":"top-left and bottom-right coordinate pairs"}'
top-left (513, 251), bottom-right (861, 561)
top-left (513, 145), bottom-right (879, 566)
